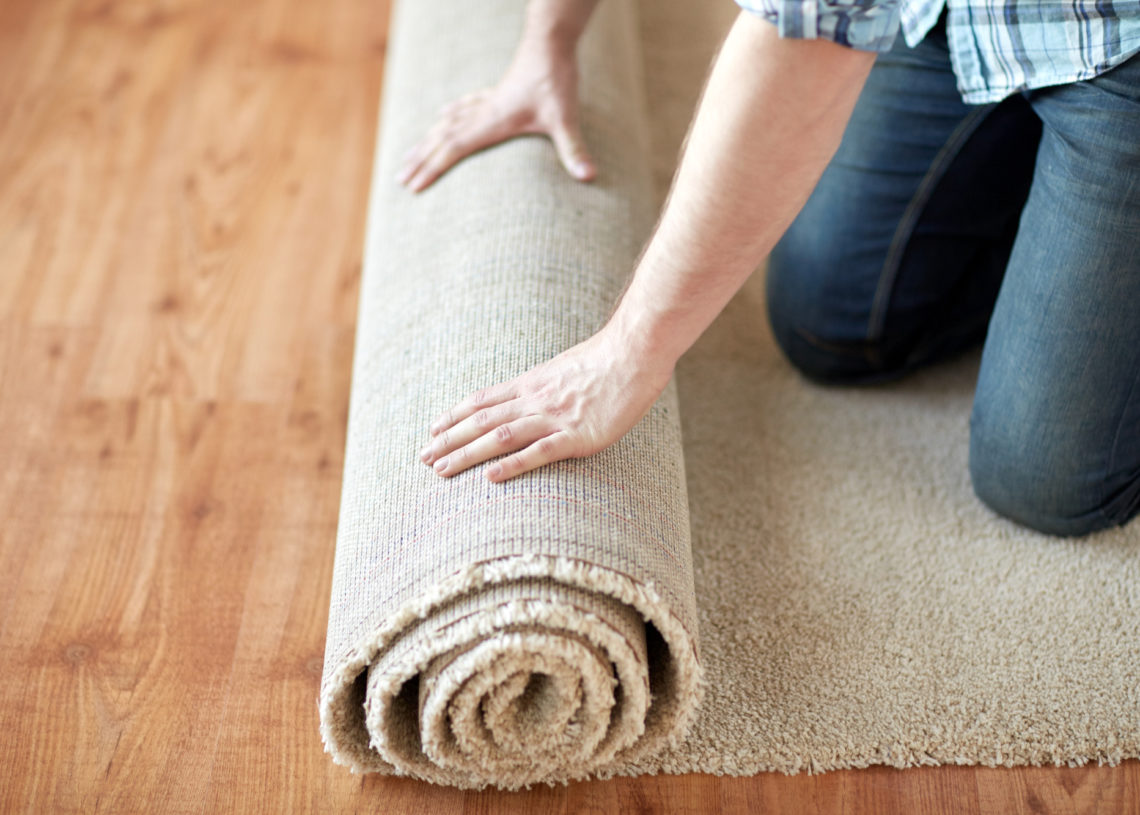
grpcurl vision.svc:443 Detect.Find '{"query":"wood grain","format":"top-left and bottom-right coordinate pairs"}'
top-left (0, 0), bottom-right (1135, 813)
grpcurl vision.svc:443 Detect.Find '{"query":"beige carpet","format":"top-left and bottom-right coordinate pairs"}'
top-left (320, 0), bottom-right (1140, 788)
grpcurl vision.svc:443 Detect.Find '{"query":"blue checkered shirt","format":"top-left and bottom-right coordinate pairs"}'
top-left (736, 0), bottom-right (1140, 103)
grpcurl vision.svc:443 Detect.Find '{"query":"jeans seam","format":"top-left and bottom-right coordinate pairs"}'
top-left (1101, 362), bottom-right (1140, 526)
top-left (866, 104), bottom-right (997, 345)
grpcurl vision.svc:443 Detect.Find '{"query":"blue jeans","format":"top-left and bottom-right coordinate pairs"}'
top-left (766, 21), bottom-right (1140, 537)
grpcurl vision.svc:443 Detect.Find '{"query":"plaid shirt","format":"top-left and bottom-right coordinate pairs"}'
top-left (736, 0), bottom-right (1140, 103)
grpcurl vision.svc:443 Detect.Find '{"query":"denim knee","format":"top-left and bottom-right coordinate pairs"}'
top-left (968, 413), bottom-right (1131, 538)
top-left (766, 253), bottom-right (903, 386)
top-left (766, 314), bottom-right (897, 386)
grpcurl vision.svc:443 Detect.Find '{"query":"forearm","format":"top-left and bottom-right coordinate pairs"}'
top-left (609, 12), bottom-right (876, 368)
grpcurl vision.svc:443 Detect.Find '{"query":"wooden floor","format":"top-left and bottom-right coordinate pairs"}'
top-left (1, 1), bottom-right (1136, 812)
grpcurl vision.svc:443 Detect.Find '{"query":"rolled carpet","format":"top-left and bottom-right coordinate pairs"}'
top-left (319, 0), bottom-right (701, 789)
top-left (322, 0), bottom-right (1140, 791)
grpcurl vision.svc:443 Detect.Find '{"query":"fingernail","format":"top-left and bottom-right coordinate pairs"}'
top-left (419, 445), bottom-right (431, 462)
top-left (573, 161), bottom-right (591, 178)
top-left (433, 458), bottom-right (447, 473)
top-left (487, 464), bottom-right (502, 479)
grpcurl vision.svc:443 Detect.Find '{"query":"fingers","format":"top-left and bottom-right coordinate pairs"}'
top-left (427, 415), bottom-right (553, 478)
top-left (401, 115), bottom-right (594, 192)
top-left (397, 103), bottom-right (468, 182)
top-left (401, 137), bottom-right (476, 192)
top-left (438, 92), bottom-right (481, 119)
top-left (397, 94), bottom-right (506, 192)
top-left (485, 432), bottom-right (575, 482)
top-left (399, 127), bottom-right (499, 192)
top-left (422, 382), bottom-right (579, 481)
top-left (549, 118), bottom-right (596, 182)
top-left (397, 88), bottom-right (596, 193)
top-left (429, 384), bottom-right (517, 438)
top-left (397, 119), bottom-right (456, 181)
top-left (419, 401), bottom-right (524, 465)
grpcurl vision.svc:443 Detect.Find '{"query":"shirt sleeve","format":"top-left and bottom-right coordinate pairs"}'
top-left (736, 0), bottom-right (903, 52)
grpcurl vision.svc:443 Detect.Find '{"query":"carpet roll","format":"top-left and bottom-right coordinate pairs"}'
top-left (318, 0), bottom-right (702, 789)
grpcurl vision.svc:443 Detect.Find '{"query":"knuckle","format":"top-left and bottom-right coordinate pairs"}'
top-left (546, 394), bottom-right (572, 418)
top-left (442, 120), bottom-right (466, 139)
top-left (494, 423), bottom-right (513, 444)
top-left (537, 437), bottom-right (558, 457)
top-left (474, 409), bottom-right (491, 429)
top-left (472, 388), bottom-right (492, 407)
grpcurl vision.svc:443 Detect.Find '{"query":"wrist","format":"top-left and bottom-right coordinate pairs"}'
top-left (603, 287), bottom-right (687, 378)
top-left (605, 239), bottom-right (737, 371)
top-left (523, 0), bottom-right (595, 56)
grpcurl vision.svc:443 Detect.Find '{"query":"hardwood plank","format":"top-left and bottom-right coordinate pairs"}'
top-left (0, 0), bottom-right (1136, 813)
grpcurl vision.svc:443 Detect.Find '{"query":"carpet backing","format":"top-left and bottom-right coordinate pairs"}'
top-left (320, 0), bottom-right (1140, 789)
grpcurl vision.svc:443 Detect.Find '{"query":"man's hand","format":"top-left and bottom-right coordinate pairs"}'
top-left (419, 13), bottom-right (875, 482)
top-left (420, 326), bottom-right (672, 481)
top-left (396, 3), bottom-right (599, 192)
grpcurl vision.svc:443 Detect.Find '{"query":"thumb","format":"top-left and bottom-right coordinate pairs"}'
top-left (550, 119), bottom-right (596, 182)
